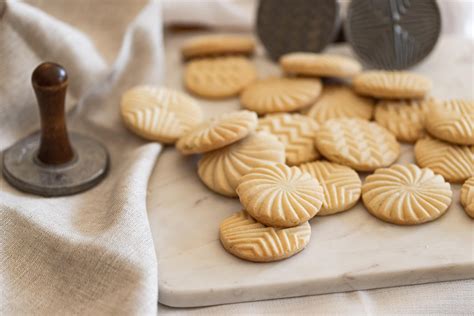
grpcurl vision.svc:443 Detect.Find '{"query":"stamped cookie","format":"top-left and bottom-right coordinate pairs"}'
top-left (362, 164), bottom-right (452, 225)
top-left (424, 99), bottom-right (474, 145)
top-left (198, 132), bottom-right (285, 197)
top-left (461, 177), bottom-right (474, 218)
top-left (120, 86), bottom-right (202, 144)
top-left (299, 161), bottom-right (361, 215)
top-left (184, 56), bottom-right (257, 99)
top-left (315, 118), bottom-right (400, 171)
top-left (240, 77), bottom-right (322, 114)
top-left (236, 163), bottom-right (324, 227)
top-left (181, 34), bottom-right (255, 59)
top-left (352, 71), bottom-right (432, 99)
top-left (219, 210), bottom-right (311, 262)
top-left (280, 53), bottom-right (362, 78)
top-left (258, 113), bottom-right (320, 165)
top-left (414, 137), bottom-right (474, 183)
top-left (176, 110), bottom-right (258, 155)
top-left (305, 85), bottom-right (374, 123)
top-left (374, 99), bottom-right (428, 143)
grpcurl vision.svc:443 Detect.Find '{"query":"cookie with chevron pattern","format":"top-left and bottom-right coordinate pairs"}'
top-left (198, 132), bottom-right (285, 197)
top-left (424, 99), bottom-right (474, 145)
top-left (414, 137), bottom-right (474, 183)
top-left (181, 34), bottom-right (256, 59)
top-left (219, 210), bottom-right (311, 262)
top-left (362, 164), bottom-right (452, 225)
top-left (236, 163), bottom-right (324, 227)
top-left (258, 113), bottom-right (320, 165)
top-left (280, 53), bottom-right (362, 78)
top-left (120, 86), bottom-right (203, 144)
top-left (461, 177), bottom-right (474, 218)
top-left (315, 118), bottom-right (400, 171)
top-left (299, 161), bottom-right (361, 215)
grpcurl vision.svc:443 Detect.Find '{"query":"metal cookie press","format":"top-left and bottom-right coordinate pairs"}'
top-left (2, 62), bottom-right (109, 196)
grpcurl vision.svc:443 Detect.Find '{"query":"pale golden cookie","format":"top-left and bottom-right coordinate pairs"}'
top-left (461, 177), bottom-right (474, 218)
top-left (352, 71), bottom-right (432, 99)
top-left (414, 137), bottom-right (474, 183)
top-left (305, 85), bottom-right (374, 123)
top-left (315, 118), bottom-right (400, 171)
top-left (184, 56), bottom-right (257, 99)
top-left (240, 77), bottom-right (322, 114)
top-left (299, 161), bottom-right (361, 215)
top-left (120, 86), bottom-right (202, 144)
top-left (362, 164), bottom-right (452, 225)
top-left (176, 110), bottom-right (258, 155)
top-left (280, 52), bottom-right (362, 78)
top-left (198, 132), bottom-right (285, 197)
top-left (236, 163), bottom-right (324, 227)
top-left (374, 99), bottom-right (428, 143)
top-left (424, 99), bottom-right (474, 145)
top-left (219, 210), bottom-right (311, 262)
top-left (258, 113), bottom-right (320, 165)
top-left (181, 34), bottom-right (255, 59)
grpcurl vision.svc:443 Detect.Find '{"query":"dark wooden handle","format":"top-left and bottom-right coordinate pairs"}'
top-left (32, 62), bottom-right (74, 165)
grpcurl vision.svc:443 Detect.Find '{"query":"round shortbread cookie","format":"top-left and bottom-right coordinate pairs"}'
top-left (414, 137), bottom-right (474, 183)
top-left (305, 85), bottom-right (374, 123)
top-left (362, 164), bottom-right (452, 225)
top-left (198, 132), bottom-right (285, 197)
top-left (352, 71), bottom-right (432, 99)
top-left (240, 77), bottom-right (322, 115)
top-left (424, 99), bottom-right (474, 145)
top-left (374, 99), bottom-right (428, 143)
top-left (176, 110), bottom-right (258, 155)
top-left (280, 52), bottom-right (362, 78)
top-left (181, 34), bottom-right (255, 59)
top-left (184, 56), bottom-right (257, 99)
top-left (258, 113), bottom-right (320, 165)
top-left (219, 210), bottom-right (311, 262)
top-left (461, 177), bottom-right (474, 218)
top-left (315, 118), bottom-right (400, 171)
top-left (236, 163), bottom-right (324, 227)
top-left (299, 161), bottom-right (361, 215)
top-left (120, 86), bottom-right (203, 144)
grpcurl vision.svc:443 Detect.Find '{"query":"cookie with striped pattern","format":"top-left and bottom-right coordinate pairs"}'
top-left (219, 210), bottom-right (311, 262)
top-left (181, 34), bottom-right (256, 59)
top-left (362, 164), bottom-right (452, 225)
top-left (280, 53), bottom-right (362, 78)
top-left (414, 137), bottom-right (474, 183)
top-left (236, 163), bottom-right (324, 227)
top-left (299, 161), bottom-right (361, 215)
top-left (461, 177), bottom-right (474, 218)
top-left (314, 118), bottom-right (400, 171)
top-left (120, 86), bottom-right (203, 144)
top-left (258, 113), bottom-right (320, 165)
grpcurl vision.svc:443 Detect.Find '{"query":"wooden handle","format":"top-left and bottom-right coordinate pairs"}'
top-left (32, 62), bottom-right (74, 165)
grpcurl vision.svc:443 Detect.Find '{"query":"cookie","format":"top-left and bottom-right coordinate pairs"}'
top-left (315, 118), bottom-right (400, 171)
top-left (176, 110), bottom-right (258, 155)
top-left (299, 161), bottom-right (361, 215)
top-left (236, 163), bottom-right (324, 227)
top-left (414, 137), bottom-right (474, 183)
top-left (461, 177), bottom-right (474, 218)
top-left (184, 56), bottom-right (257, 99)
top-left (352, 71), bottom-right (432, 99)
top-left (374, 99), bottom-right (428, 143)
top-left (280, 53), bottom-right (362, 78)
top-left (198, 132), bottom-right (285, 197)
top-left (258, 113), bottom-right (320, 165)
top-left (240, 77), bottom-right (322, 114)
top-left (219, 210), bottom-right (311, 262)
top-left (120, 86), bottom-right (202, 144)
top-left (181, 34), bottom-right (255, 59)
top-left (305, 85), bottom-right (374, 123)
top-left (362, 164), bottom-right (452, 225)
top-left (424, 99), bottom-right (474, 145)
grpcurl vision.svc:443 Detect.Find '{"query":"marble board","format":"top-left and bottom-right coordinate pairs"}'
top-left (147, 33), bottom-right (474, 308)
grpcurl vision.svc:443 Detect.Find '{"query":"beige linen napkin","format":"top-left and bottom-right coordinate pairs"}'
top-left (0, 0), bottom-right (163, 314)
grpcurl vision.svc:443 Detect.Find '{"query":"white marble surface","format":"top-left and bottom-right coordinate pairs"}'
top-left (148, 33), bottom-right (474, 308)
